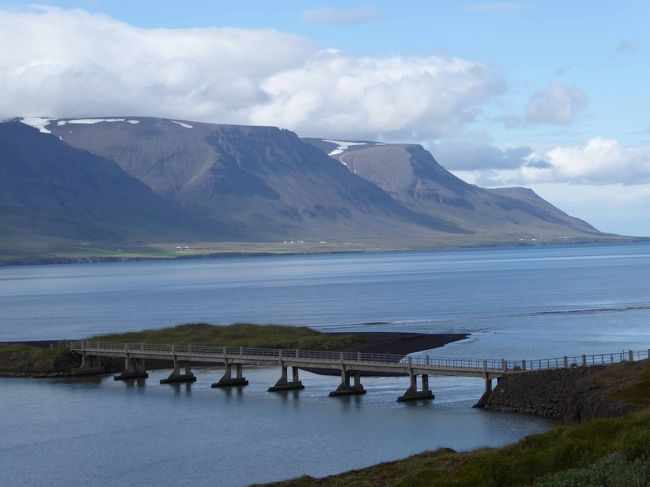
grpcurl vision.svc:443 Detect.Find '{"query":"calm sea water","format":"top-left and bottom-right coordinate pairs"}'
top-left (1, 243), bottom-right (650, 486)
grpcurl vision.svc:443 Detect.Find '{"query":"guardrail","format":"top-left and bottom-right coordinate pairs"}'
top-left (69, 341), bottom-right (650, 373)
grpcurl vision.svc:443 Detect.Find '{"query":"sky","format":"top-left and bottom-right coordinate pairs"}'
top-left (1, 1), bottom-right (649, 235)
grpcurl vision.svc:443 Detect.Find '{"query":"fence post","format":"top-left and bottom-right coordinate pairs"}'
top-left (582, 355), bottom-right (587, 366)
top-left (563, 356), bottom-right (568, 368)
top-left (297, 349), bottom-right (301, 359)
top-left (522, 359), bottom-right (526, 371)
top-left (483, 359), bottom-right (487, 372)
top-left (357, 351), bottom-right (361, 361)
top-left (426, 355), bottom-right (430, 365)
top-left (501, 359), bottom-right (507, 371)
top-left (629, 350), bottom-right (634, 361)
top-left (240, 346), bottom-right (243, 356)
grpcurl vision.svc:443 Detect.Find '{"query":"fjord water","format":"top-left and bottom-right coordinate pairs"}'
top-left (2, 243), bottom-right (650, 486)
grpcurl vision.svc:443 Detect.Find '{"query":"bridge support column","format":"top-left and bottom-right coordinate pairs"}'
top-left (114, 357), bottom-right (148, 380)
top-left (397, 372), bottom-right (434, 402)
top-left (329, 368), bottom-right (365, 397)
top-left (268, 365), bottom-right (304, 392)
top-left (161, 359), bottom-right (196, 384)
top-left (474, 376), bottom-right (494, 408)
top-left (71, 354), bottom-right (105, 376)
top-left (211, 362), bottom-right (248, 388)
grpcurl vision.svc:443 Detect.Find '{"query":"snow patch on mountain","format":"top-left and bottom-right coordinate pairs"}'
top-left (171, 120), bottom-right (193, 129)
top-left (323, 139), bottom-right (367, 157)
top-left (57, 118), bottom-right (140, 126)
top-left (20, 117), bottom-right (52, 134)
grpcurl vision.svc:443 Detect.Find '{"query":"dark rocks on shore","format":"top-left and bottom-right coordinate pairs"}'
top-left (484, 362), bottom-right (646, 422)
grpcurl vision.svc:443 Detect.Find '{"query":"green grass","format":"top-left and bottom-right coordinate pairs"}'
top-left (0, 344), bottom-right (78, 376)
top-left (267, 408), bottom-right (650, 487)
top-left (89, 323), bottom-right (358, 350)
top-left (0, 323), bottom-right (359, 376)
top-left (265, 361), bottom-right (650, 487)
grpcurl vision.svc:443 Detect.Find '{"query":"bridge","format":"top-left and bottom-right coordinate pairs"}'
top-left (70, 342), bottom-right (650, 403)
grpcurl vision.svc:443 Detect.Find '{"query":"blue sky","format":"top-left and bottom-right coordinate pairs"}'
top-left (1, 1), bottom-right (649, 235)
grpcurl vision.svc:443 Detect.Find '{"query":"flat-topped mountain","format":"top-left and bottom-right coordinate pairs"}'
top-left (303, 138), bottom-right (601, 242)
top-left (43, 117), bottom-right (470, 243)
top-left (0, 116), bottom-right (621, 261)
top-left (0, 120), bottom-right (222, 245)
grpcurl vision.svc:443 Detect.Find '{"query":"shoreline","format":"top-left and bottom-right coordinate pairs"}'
top-left (1, 238), bottom-right (646, 267)
top-left (0, 331), bottom-right (468, 355)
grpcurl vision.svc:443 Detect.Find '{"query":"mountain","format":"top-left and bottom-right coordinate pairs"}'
top-left (0, 116), bottom-right (618, 261)
top-left (43, 117), bottom-right (472, 243)
top-left (302, 138), bottom-right (602, 242)
top-left (0, 120), bottom-right (221, 245)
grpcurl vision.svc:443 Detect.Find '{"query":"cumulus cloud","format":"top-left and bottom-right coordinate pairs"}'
top-left (302, 7), bottom-right (377, 25)
top-left (525, 82), bottom-right (587, 125)
top-left (500, 82), bottom-right (587, 128)
top-left (249, 52), bottom-right (505, 139)
top-left (433, 143), bottom-right (539, 171)
top-left (0, 6), bottom-right (504, 141)
top-left (462, 138), bottom-right (650, 186)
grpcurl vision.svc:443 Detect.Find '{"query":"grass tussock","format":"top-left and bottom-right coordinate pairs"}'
top-left (89, 323), bottom-right (358, 350)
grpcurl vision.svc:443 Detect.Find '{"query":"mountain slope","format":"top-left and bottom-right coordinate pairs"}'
top-left (0, 121), bottom-right (221, 243)
top-left (45, 117), bottom-right (470, 242)
top-left (303, 138), bottom-right (602, 241)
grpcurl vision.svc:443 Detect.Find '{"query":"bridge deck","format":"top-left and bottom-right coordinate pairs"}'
top-left (70, 342), bottom-right (650, 378)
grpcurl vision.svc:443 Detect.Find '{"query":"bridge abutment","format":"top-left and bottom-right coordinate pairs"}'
top-left (160, 359), bottom-right (196, 384)
top-left (211, 362), bottom-right (248, 388)
top-left (71, 354), bottom-right (106, 376)
top-left (268, 365), bottom-right (304, 392)
top-left (329, 368), bottom-right (366, 397)
top-left (114, 357), bottom-right (148, 380)
top-left (397, 372), bottom-right (434, 402)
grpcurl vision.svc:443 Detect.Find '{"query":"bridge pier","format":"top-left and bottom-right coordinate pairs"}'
top-left (160, 359), bottom-right (196, 384)
top-left (211, 362), bottom-right (248, 388)
top-left (268, 365), bottom-right (304, 392)
top-left (474, 376), bottom-right (494, 408)
top-left (114, 357), bottom-right (148, 380)
top-left (329, 368), bottom-right (366, 397)
top-left (397, 372), bottom-right (434, 402)
top-left (71, 354), bottom-right (105, 376)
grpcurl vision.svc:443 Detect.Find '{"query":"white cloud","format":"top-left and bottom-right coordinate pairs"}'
top-left (500, 82), bottom-right (587, 128)
top-left (0, 6), bottom-right (504, 142)
top-left (249, 52), bottom-right (505, 139)
top-left (524, 82), bottom-right (587, 125)
top-left (458, 138), bottom-right (650, 186)
top-left (302, 8), bottom-right (377, 25)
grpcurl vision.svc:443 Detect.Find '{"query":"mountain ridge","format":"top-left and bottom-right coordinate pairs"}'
top-left (0, 116), bottom-right (629, 263)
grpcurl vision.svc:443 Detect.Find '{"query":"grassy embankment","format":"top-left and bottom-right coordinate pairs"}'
top-left (0, 323), bottom-right (359, 377)
top-left (266, 361), bottom-right (650, 487)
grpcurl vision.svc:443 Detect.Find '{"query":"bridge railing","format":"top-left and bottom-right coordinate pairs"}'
top-left (69, 342), bottom-right (650, 373)
top-left (525, 349), bottom-right (650, 371)
top-left (69, 341), bottom-right (507, 370)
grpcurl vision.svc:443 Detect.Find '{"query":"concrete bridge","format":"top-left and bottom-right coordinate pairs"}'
top-left (70, 342), bottom-right (650, 403)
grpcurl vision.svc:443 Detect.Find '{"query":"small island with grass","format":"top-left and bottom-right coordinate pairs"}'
top-left (0, 323), bottom-right (467, 378)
